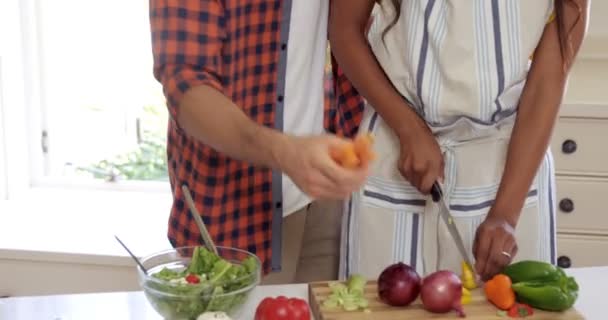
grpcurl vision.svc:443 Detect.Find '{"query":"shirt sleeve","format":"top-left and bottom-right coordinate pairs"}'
top-left (150, 0), bottom-right (225, 122)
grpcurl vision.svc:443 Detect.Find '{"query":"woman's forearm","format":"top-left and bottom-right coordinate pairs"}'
top-left (329, 1), bottom-right (428, 139)
top-left (492, 86), bottom-right (563, 227)
top-left (492, 0), bottom-right (589, 226)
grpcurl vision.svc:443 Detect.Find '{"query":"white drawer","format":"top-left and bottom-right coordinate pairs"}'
top-left (551, 118), bottom-right (608, 176)
top-left (555, 177), bottom-right (608, 235)
top-left (557, 234), bottom-right (608, 268)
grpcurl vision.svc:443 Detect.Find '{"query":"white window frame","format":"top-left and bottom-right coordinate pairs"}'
top-left (6, 0), bottom-right (170, 196)
top-left (0, 0), bottom-right (175, 260)
top-left (0, 57), bottom-right (8, 201)
top-left (0, 0), bottom-right (32, 201)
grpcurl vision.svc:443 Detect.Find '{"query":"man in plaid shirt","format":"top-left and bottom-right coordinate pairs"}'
top-left (150, 0), bottom-right (366, 283)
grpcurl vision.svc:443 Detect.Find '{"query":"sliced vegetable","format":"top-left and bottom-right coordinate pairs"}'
top-left (254, 296), bottom-right (311, 320)
top-left (461, 287), bottom-right (472, 305)
top-left (507, 303), bottom-right (534, 318)
top-left (323, 275), bottom-right (369, 311)
top-left (484, 274), bottom-right (516, 310)
top-left (420, 270), bottom-right (465, 317)
top-left (377, 262), bottom-right (421, 307)
top-left (347, 274), bottom-right (367, 295)
top-left (461, 261), bottom-right (477, 290)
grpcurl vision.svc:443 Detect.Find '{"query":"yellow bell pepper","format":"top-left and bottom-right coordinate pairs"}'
top-left (461, 261), bottom-right (477, 290)
top-left (461, 287), bottom-right (472, 305)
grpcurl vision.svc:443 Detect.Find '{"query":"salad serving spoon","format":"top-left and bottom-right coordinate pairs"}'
top-left (114, 235), bottom-right (148, 275)
top-left (181, 184), bottom-right (219, 255)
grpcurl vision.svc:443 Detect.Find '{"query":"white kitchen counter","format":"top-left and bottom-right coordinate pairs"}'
top-left (0, 267), bottom-right (605, 320)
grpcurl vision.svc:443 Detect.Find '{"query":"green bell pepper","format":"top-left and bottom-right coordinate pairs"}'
top-left (501, 260), bottom-right (579, 312)
top-left (502, 260), bottom-right (564, 283)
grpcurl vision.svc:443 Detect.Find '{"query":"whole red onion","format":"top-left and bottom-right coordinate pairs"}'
top-left (377, 262), bottom-right (421, 307)
top-left (420, 270), bottom-right (465, 317)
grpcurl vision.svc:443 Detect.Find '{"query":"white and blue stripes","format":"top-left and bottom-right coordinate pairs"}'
top-left (505, 0), bottom-right (522, 95)
top-left (474, 0), bottom-right (493, 122)
top-left (490, 0), bottom-right (506, 122)
top-left (344, 0), bottom-right (557, 279)
top-left (393, 212), bottom-right (422, 272)
top-left (538, 152), bottom-right (557, 264)
top-left (376, 0), bottom-right (552, 127)
top-left (414, 0), bottom-right (437, 118)
top-left (425, 0), bottom-right (448, 125)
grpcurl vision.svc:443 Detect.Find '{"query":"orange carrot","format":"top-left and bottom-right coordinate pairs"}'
top-left (331, 133), bottom-right (376, 169)
top-left (353, 133), bottom-right (376, 166)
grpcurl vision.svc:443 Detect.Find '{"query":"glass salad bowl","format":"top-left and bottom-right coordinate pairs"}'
top-left (137, 246), bottom-right (261, 320)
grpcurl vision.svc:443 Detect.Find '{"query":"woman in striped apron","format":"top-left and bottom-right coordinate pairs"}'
top-left (329, 0), bottom-right (588, 280)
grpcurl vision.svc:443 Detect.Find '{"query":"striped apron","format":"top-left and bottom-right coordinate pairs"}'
top-left (339, 0), bottom-right (557, 279)
top-left (339, 107), bottom-right (557, 279)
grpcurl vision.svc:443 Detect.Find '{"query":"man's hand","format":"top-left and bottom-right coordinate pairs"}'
top-left (275, 135), bottom-right (370, 199)
top-left (473, 215), bottom-right (518, 281)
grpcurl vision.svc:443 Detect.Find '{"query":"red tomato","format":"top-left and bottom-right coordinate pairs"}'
top-left (185, 274), bottom-right (200, 284)
top-left (254, 296), bottom-right (311, 320)
top-left (507, 303), bottom-right (534, 318)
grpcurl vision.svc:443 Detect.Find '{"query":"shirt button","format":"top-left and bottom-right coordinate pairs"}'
top-left (281, 43), bottom-right (287, 50)
top-left (275, 201), bottom-right (282, 209)
top-left (277, 95), bottom-right (284, 103)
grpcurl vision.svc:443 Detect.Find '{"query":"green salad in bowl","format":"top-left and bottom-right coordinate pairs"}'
top-left (138, 246), bottom-right (261, 320)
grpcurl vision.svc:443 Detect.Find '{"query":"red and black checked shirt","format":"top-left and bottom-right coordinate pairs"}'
top-left (150, 0), bottom-right (363, 274)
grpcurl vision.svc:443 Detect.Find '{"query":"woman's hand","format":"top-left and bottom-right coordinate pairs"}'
top-left (473, 215), bottom-right (518, 281)
top-left (397, 123), bottom-right (444, 194)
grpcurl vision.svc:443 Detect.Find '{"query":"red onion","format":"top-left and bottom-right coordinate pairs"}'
top-left (377, 262), bottom-right (421, 307)
top-left (420, 270), bottom-right (465, 317)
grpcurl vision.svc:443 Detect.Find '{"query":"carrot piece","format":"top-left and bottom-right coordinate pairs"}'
top-left (484, 274), bottom-right (516, 310)
top-left (331, 133), bottom-right (376, 169)
top-left (340, 144), bottom-right (360, 169)
top-left (353, 133), bottom-right (376, 165)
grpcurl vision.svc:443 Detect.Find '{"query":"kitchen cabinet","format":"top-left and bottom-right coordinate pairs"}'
top-left (0, 187), bottom-right (172, 298)
top-left (0, 250), bottom-right (139, 297)
top-left (551, 105), bottom-right (608, 269)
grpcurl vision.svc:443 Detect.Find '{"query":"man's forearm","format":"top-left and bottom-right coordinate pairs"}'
top-left (177, 85), bottom-right (288, 168)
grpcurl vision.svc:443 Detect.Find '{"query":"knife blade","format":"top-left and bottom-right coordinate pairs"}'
top-left (431, 182), bottom-right (475, 270)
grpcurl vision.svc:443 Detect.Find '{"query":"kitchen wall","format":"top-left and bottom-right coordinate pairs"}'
top-left (565, 1), bottom-right (608, 105)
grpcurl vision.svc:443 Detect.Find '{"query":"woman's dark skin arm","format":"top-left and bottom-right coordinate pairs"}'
top-left (474, 0), bottom-right (589, 279)
top-left (329, 0), bottom-right (444, 194)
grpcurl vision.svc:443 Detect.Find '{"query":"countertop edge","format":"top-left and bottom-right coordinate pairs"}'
top-left (0, 248), bottom-right (135, 267)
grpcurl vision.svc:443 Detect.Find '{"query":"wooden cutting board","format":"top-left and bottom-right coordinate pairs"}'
top-left (309, 281), bottom-right (584, 320)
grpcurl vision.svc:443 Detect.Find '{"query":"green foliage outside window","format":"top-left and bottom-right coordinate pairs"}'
top-left (78, 104), bottom-right (169, 182)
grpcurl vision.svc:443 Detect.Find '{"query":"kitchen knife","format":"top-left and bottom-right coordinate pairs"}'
top-left (431, 182), bottom-right (475, 270)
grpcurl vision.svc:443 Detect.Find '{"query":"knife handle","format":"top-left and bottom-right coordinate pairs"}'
top-left (431, 183), bottom-right (442, 203)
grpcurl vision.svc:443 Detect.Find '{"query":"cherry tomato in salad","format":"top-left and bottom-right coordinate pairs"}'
top-left (185, 274), bottom-right (200, 284)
